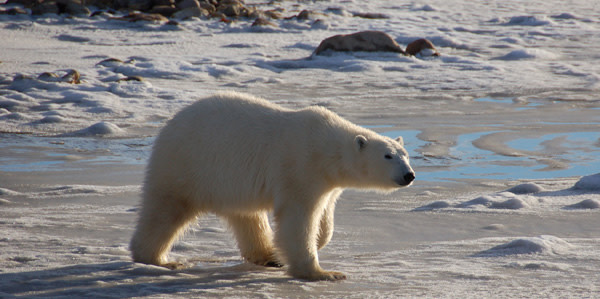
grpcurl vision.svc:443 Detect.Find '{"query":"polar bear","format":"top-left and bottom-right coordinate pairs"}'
top-left (130, 92), bottom-right (415, 281)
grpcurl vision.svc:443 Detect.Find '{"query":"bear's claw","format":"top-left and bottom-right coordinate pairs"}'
top-left (264, 260), bottom-right (284, 268)
top-left (163, 262), bottom-right (187, 270)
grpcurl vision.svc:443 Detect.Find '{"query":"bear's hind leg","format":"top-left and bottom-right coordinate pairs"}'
top-left (130, 196), bottom-right (199, 269)
top-left (225, 212), bottom-right (282, 267)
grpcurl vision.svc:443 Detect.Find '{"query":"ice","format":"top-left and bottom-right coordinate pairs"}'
top-left (502, 16), bottom-right (554, 26)
top-left (494, 48), bottom-right (559, 61)
top-left (476, 235), bottom-right (572, 257)
top-left (564, 199), bottom-right (600, 210)
top-left (65, 121), bottom-right (125, 136)
top-left (505, 183), bottom-right (544, 194)
top-left (415, 174), bottom-right (600, 212)
top-left (573, 173), bottom-right (600, 191)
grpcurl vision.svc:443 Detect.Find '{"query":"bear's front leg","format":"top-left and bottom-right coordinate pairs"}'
top-left (317, 189), bottom-right (342, 250)
top-left (274, 200), bottom-right (346, 281)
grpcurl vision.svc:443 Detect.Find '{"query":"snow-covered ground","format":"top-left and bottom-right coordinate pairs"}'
top-left (1, 0), bottom-right (599, 297)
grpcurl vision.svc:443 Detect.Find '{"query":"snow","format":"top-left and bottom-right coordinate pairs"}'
top-left (573, 173), bottom-right (600, 191)
top-left (475, 235), bottom-right (572, 256)
top-left (1, 0), bottom-right (599, 297)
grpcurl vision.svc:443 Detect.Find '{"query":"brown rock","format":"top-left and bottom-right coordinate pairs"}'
top-left (117, 76), bottom-right (144, 82)
top-left (38, 72), bottom-right (61, 82)
top-left (5, 0), bottom-right (38, 8)
top-left (199, 1), bottom-right (215, 13)
top-left (251, 17), bottom-right (275, 27)
top-left (352, 12), bottom-right (388, 19)
top-left (176, 0), bottom-right (200, 10)
top-left (264, 9), bottom-right (282, 19)
top-left (127, 0), bottom-right (153, 11)
top-left (314, 31), bottom-right (406, 55)
top-left (115, 12), bottom-right (169, 23)
top-left (405, 38), bottom-right (440, 56)
top-left (97, 58), bottom-right (124, 67)
top-left (172, 6), bottom-right (208, 19)
top-left (153, 0), bottom-right (174, 6)
top-left (0, 7), bottom-right (28, 14)
top-left (219, 2), bottom-right (243, 17)
top-left (149, 5), bottom-right (178, 17)
top-left (295, 9), bottom-right (314, 20)
top-left (32, 2), bottom-right (60, 15)
top-left (61, 69), bottom-right (81, 84)
top-left (62, 0), bottom-right (91, 15)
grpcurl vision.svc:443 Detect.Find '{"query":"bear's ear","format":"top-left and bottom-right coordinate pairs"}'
top-left (395, 136), bottom-right (404, 146)
top-left (355, 135), bottom-right (368, 151)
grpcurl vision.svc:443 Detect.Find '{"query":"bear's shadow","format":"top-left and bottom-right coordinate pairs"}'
top-left (1, 261), bottom-right (291, 298)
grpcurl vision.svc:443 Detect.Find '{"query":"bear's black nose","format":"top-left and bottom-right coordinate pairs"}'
top-left (404, 172), bottom-right (415, 184)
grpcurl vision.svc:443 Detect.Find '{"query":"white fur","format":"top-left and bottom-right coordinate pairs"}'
top-left (130, 92), bottom-right (414, 281)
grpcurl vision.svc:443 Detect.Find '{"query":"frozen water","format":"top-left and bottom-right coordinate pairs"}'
top-left (573, 173), bottom-right (600, 191)
top-left (475, 235), bottom-right (572, 257)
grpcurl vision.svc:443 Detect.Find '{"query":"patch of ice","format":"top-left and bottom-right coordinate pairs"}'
top-left (108, 80), bottom-right (157, 98)
top-left (505, 261), bottom-right (570, 271)
top-left (476, 235), bottom-right (572, 257)
top-left (38, 115), bottom-right (66, 124)
top-left (572, 173), bottom-right (600, 191)
top-left (416, 4), bottom-right (438, 12)
top-left (551, 13), bottom-right (577, 19)
top-left (482, 224), bottom-right (505, 230)
top-left (495, 48), bottom-right (559, 61)
top-left (65, 122), bottom-right (124, 137)
top-left (563, 199), bottom-right (600, 210)
top-left (1, 184), bottom-right (140, 199)
top-left (505, 183), bottom-right (544, 194)
top-left (503, 15), bottom-right (553, 26)
top-left (0, 188), bottom-right (22, 196)
top-left (412, 200), bottom-right (451, 211)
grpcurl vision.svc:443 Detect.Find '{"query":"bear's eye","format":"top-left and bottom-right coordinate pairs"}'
top-left (384, 154), bottom-right (393, 160)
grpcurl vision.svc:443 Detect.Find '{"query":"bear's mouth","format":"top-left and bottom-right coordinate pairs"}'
top-left (395, 172), bottom-right (415, 186)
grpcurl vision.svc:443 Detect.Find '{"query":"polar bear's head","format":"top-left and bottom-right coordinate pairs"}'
top-left (351, 134), bottom-right (415, 190)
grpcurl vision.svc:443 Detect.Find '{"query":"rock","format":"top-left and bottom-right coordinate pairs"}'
top-left (117, 76), bottom-right (144, 82)
top-left (97, 58), bottom-right (124, 67)
top-left (127, 0), bottom-right (153, 11)
top-left (32, 2), bottom-right (60, 15)
top-left (218, 2), bottom-right (244, 17)
top-left (86, 0), bottom-right (115, 8)
top-left (176, 0), bottom-right (200, 10)
top-left (5, 0), bottom-right (36, 8)
top-left (405, 38), bottom-right (440, 57)
top-left (264, 9), bottom-right (282, 19)
top-left (153, 0), bottom-right (175, 6)
top-left (38, 72), bottom-right (61, 82)
top-left (116, 12), bottom-right (170, 23)
top-left (0, 7), bottom-right (28, 15)
top-left (199, 1), bottom-right (215, 13)
top-left (314, 31), bottom-right (406, 56)
top-left (352, 12), bottom-right (389, 19)
top-left (62, 1), bottom-right (91, 16)
top-left (295, 9), bottom-right (314, 20)
top-left (286, 9), bottom-right (322, 20)
top-left (61, 69), bottom-right (81, 84)
top-left (172, 6), bottom-right (208, 19)
top-left (149, 5), bottom-right (179, 17)
top-left (311, 19), bottom-right (329, 30)
top-left (251, 17), bottom-right (275, 27)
